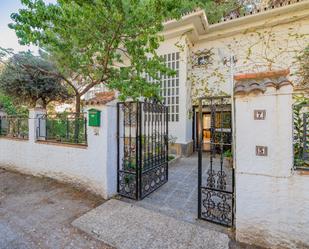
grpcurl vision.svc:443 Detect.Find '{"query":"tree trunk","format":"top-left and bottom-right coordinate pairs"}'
top-left (74, 94), bottom-right (81, 143)
top-left (75, 94), bottom-right (81, 114)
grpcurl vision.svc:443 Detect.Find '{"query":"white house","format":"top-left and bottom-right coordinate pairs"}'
top-left (1, 2), bottom-right (309, 248)
top-left (88, 0), bottom-right (309, 156)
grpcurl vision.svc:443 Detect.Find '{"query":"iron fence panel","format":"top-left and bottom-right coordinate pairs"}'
top-left (0, 115), bottom-right (29, 139)
top-left (37, 113), bottom-right (87, 145)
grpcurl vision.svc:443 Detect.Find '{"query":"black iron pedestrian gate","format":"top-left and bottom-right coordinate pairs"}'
top-left (197, 96), bottom-right (235, 227)
top-left (117, 100), bottom-right (168, 200)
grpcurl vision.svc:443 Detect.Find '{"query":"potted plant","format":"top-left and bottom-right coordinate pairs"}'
top-left (124, 174), bottom-right (135, 193)
top-left (124, 159), bottom-right (136, 172)
top-left (223, 150), bottom-right (233, 168)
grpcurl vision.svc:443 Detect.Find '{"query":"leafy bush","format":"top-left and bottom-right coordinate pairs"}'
top-left (293, 95), bottom-right (309, 167)
top-left (223, 149), bottom-right (233, 158)
top-left (0, 92), bottom-right (28, 115)
top-left (42, 113), bottom-right (87, 144)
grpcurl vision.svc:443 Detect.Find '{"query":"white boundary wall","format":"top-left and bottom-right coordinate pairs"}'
top-left (235, 84), bottom-right (309, 248)
top-left (0, 103), bottom-right (118, 199)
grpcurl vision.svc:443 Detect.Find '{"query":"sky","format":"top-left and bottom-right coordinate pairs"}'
top-left (0, 0), bottom-right (56, 53)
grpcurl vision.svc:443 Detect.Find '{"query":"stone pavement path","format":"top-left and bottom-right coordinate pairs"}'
top-left (124, 154), bottom-right (233, 234)
top-left (73, 199), bottom-right (230, 249)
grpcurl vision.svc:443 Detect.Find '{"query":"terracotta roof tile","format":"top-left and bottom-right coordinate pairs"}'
top-left (234, 69), bottom-right (290, 81)
top-left (84, 92), bottom-right (115, 106)
top-left (234, 69), bottom-right (293, 96)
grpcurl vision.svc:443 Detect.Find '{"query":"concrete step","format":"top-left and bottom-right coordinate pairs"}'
top-left (124, 197), bottom-right (197, 224)
top-left (72, 199), bottom-right (229, 249)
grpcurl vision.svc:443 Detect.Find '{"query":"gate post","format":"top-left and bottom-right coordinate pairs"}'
top-left (28, 106), bottom-right (46, 143)
top-left (234, 70), bottom-right (294, 247)
top-left (84, 92), bottom-right (118, 199)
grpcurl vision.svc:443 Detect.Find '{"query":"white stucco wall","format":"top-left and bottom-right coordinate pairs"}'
top-left (157, 36), bottom-right (193, 145)
top-left (191, 16), bottom-right (309, 100)
top-left (0, 103), bottom-right (118, 199)
top-left (237, 172), bottom-right (309, 248)
top-left (235, 86), bottom-right (293, 177)
top-left (158, 6), bottom-right (309, 151)
top-left (235, 85), bottom-right (309, 248)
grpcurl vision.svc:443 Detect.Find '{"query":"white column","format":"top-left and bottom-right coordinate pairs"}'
top-left (85, 102), bottom-right (118, 198)
top-left (28, 107), bottom-right (47, 143)
top-left (235, 84), bottom-right (294, 247)
top-left (235, 85), bottom-right (293, 177)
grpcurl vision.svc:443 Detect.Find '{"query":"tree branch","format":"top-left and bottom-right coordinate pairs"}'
top-left (22, 64), bottom-right (79, 94)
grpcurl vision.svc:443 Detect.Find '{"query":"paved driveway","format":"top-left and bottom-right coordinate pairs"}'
top-left (0, 168), bottom-right (112, 249)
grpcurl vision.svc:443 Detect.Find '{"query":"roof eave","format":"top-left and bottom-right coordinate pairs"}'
top-left (161, 1), bottom-right (309, 42)
top-left (200, 0), bottom-right (309, 41)
top-left (162, 9), bottom-right (208, 42)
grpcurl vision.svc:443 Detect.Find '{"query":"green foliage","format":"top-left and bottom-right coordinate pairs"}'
top-left (9, 0), bottom-right (191, 101)
top-left (180, 0), bottom-right (242, 24)
top-left (0, 51), bottom-right (72, 108)
top-left (9, 0), bottom-right (241, 104)
top-left (45, 114), bottom-right (86, 144)
top-left (223, 149), bottom-right (232, 158)
top-left (0, 90), bottom-right (28, 115)
top-left (0, 116), bottom-right (29, 139)
top-left (124, 160), bottom-right (137, 172)
top-left (0, 92), bottom-right (18, 115)
top-left (293, 95), bottom-right (309, 168)
top-left (204, 0), bottom-right (242, 24)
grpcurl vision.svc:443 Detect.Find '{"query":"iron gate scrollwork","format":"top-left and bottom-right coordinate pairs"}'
top-left (198, 96), bottom-right (235, 227)
top-left (117, 100), bottom-right (168, 200)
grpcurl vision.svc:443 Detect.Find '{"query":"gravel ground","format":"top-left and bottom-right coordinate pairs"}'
top-left (0, 168), bottom-right (113, 249)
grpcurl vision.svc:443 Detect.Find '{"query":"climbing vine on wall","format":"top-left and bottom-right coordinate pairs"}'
top-left (223, 25), bottom-right (309, 78)
top-left (174, 19), bottom-right (309, 119)
top-left (186, 23), bottom-right (309, 105)
top-left (295, 45), bottom-right (309, 88)
top-left (189, 47), bottom-right (229, 105)
top-left (191, 49), bottom-right (214, 69)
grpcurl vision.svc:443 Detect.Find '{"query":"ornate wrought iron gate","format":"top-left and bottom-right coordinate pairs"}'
top-left (197, 96), bottom-right (235, 227)
top-left (117, 100), bottom-right (168, 200)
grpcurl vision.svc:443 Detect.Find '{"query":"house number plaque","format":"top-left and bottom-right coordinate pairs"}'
top-left (256, 146), bottom-right (268, 156)
top-left (254, 110), bottom-right (266, 120)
